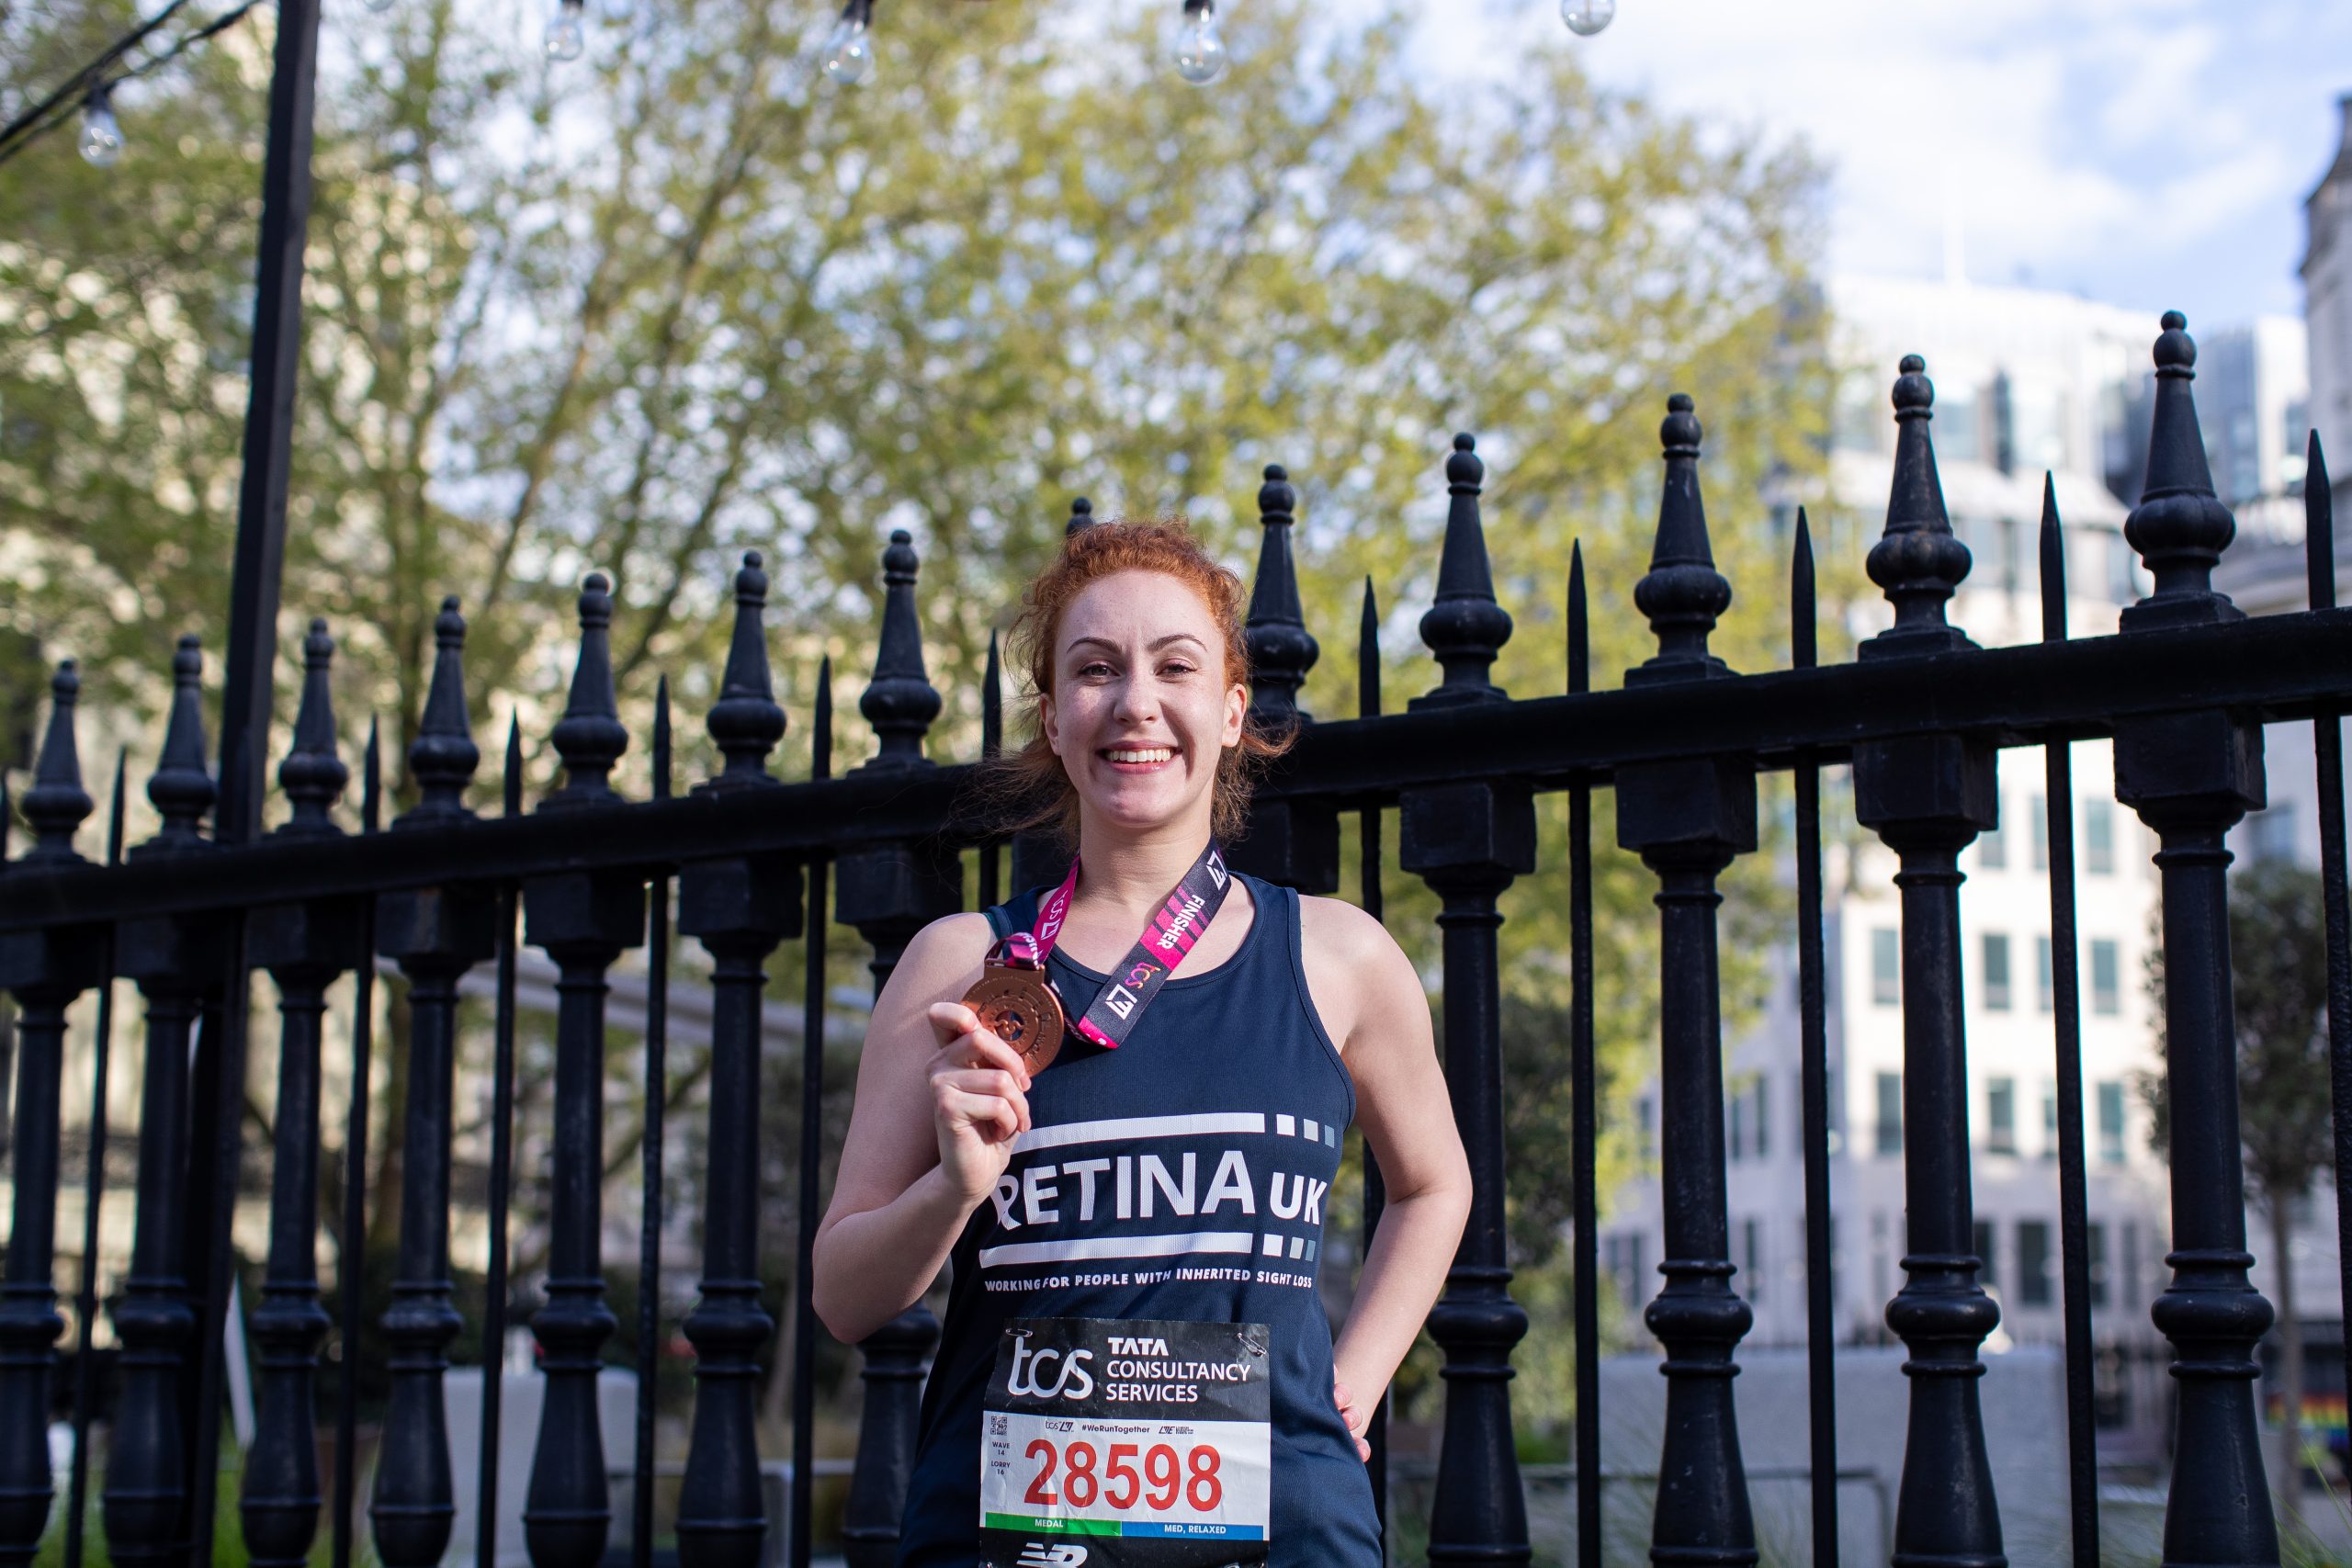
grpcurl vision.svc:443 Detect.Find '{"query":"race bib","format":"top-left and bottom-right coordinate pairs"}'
top-left (979, 1317), bottom-right (1272, 1568)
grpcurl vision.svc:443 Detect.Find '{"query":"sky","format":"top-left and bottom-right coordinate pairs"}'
top-left (1354, 0), bottom-right (2352, 333)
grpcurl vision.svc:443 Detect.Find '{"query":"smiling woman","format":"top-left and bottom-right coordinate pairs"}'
top-left (811, 518), bottom-right (1472, 1568)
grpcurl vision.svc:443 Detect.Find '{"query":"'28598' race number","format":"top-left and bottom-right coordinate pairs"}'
top-left (979, 1317), bottom-right (1271, 1568)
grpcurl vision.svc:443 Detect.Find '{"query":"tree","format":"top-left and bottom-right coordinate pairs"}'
top-left (2143, 858), bottom-right (2334, 1527)
top-left (3, 0), bottom-right (1837, 1456)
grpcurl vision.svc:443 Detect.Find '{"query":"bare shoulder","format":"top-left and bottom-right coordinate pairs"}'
top-left (876, 910), bottom-right (999, 1015)
top-left (1296, 895), bottom-right (1419, 1055)
top-left (1296, 894), bottom-right (1404, 971)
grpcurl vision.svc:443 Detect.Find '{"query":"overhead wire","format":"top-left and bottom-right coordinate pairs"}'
top-left (0, 0), bottom-right (263, 169)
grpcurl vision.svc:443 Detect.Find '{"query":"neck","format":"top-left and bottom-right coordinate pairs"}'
top-left (1071, 807), bottom-right (1215, 917)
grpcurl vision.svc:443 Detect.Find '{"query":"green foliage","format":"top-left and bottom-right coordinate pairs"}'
top-left (2140, 857), bottom-right (2334, 1208)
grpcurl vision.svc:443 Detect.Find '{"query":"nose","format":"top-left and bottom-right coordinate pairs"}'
top-left (1111, 669), bottom-right (1159, 727)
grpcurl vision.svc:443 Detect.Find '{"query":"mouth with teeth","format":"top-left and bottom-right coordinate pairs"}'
top-left (1100, 745), bottom-right (1177, 773)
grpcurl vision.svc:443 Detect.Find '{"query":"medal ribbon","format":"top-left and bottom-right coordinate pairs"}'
top-left (1025, 839), bottom-right (1231, 1049)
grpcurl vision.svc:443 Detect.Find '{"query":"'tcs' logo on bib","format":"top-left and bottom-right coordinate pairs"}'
top-left (1007, 1339), bottom-right (1095, 1400)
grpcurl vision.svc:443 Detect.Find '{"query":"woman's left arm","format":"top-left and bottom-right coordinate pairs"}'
top-left (1299, 897), bottom-right (1474, 1457)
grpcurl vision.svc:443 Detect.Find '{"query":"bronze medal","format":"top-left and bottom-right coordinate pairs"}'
top-left (963, 961), bottom-right (1067, 1075)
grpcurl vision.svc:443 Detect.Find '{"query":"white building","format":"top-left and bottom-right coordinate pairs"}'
top-left (2304, 95), bottom-right (2352, 488)
top-left (1605, 273), bottom-right (2177, 1460)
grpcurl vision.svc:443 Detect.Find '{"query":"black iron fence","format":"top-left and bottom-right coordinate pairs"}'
top-left (2, 311), bottom-right (2349, 1568)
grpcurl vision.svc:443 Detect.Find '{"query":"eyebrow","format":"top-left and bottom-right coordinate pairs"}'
top-left (1064, 634), bottom-right (1208, 656)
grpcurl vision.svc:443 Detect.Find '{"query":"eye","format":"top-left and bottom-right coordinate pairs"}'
top-left (1076, 660), bottom-right (1116, 679)
top-left (1160, 661), bottom-right (1197, 677)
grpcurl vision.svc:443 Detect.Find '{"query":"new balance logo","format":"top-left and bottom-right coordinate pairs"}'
top-left (1015, 1545), bottom-right (1088, 1566)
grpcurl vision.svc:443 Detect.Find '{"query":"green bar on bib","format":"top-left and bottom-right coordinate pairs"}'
top-left (984, 1514), bottom-right (1124, 1537)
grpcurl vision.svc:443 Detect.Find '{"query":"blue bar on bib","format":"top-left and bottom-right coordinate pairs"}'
top-left (1118, 1522), bottom-right (1266, 1540)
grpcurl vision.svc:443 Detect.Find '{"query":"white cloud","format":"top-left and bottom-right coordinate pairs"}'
top-left (1330, 0), bottom-right (2352, 323)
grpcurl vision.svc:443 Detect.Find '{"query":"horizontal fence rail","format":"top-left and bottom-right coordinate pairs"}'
top-left (0, 310), bottom-right (2348, 1568)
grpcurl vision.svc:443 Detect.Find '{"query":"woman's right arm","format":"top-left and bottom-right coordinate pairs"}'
top-left (812, 911), bottom-right (1035, 1345)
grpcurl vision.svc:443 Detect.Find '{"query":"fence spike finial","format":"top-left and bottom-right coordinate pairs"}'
top-left (138, 633), bottom-right (216, 853)
top-left (2305, 429), bottom-right (2334, 613)
top-left (1862, 355), bottom-right (1973, 659)
top-left (1246, 462), bottom-right (1318, 729)
top-left (1569, 540), bottom-right (1589, 694)
top-left (542, 572), bottom-right (628, 810)
top-left (2040, 474), bottom-right (2069, 644)
top-left (983, 630), bottom-right (1004, 761)
top-left (1411, 433), bottom-right (1512, 709)
top-left (400, 596), bottom-right (479, 828)
top-left (857, 530), bottom-right (942, 773)
top-left (703, 550), bottom-right (786, 792)
top-left (277, 618), bottom-right (348, 838)
top-left (22, 660), bottom-right (94, 866)
top-left (1792, 508), bottom-right (1817, 671)
top-left (1065, 496), bottom-right (1096, 538)
top-left (2121, 311), bottom-right (2242, 631)
top-left (1630, 395), bottom-right (1734, 683)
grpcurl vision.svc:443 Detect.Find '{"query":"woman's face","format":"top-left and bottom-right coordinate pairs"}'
top-left (1039, 570), bottom-right (1247, 837)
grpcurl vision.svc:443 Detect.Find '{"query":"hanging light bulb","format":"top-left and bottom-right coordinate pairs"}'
top-left (822, 0), bottom-right (874, 86)
top-left (1559, 0), bottom-right (1615, 35)
top-left (1171, 0), bottom-right (1227, 85)
top-left (543, 0), bottom-right (585, 61)
top-left (361, 0), bottom-right (394, 16)
top-left (79, 85), bottom-right (122, 166)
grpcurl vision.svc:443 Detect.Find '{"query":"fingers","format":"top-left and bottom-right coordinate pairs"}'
top-left (927, 1002), bottom-right (1035, 1088)
top-left (934, 1067), bottom-right (1032, 1134)
top-left (935, 1085), bottom-right (1025, 1144)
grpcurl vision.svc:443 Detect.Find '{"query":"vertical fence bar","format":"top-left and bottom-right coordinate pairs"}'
top-left (2039, 478), bottom-right (2100, 1568)
top-left (1355, 576), bottom-right (1391, 1545)
top-left (1566, 547), bottom-right (1601, 1568)
top-left (523, 574), bottom-right (647, 1568)
top-left (2110, 313), bottom-right (2278, 1565)
top-left (1397, 434), bottom-right (1537, 1568)
top-left (837, 531), bottom-right (958, 1568)
top-left (372, 604), bottom-right (496, 1568)
top-left (332, 721), bottom-right (380, 1568)
top-left (2303, 438), bottom-right (2352, 1470)
top-left (1850, 357), bottom-right (2005, 1565)
top-left (791, 660), bottom-right (833, 1568)
top-left (241, 621), bottom-right (359, 1568)
top-left (0, 663), bottom-right (102, 1568)
top-left (634, 680), bottom-right (673, 1568)
top-left (980, 632), bottom-right (1002, 910)
top-left (679, 553), bottom-right (796, 1568)
top-left (107, 636), bottom-right (222, 1568)
top-left (478, 717), bottom-right (525, 1568)
top-left (1614, 400), bottom-right (1759, 1565)
top-left (64, 748), bottom-right (128, 1568)
top-left (1790, 512), bottom-right (1838, 1568)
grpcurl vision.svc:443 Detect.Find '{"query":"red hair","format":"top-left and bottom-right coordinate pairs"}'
top-left (988, 518), bottom-right (1292, 849)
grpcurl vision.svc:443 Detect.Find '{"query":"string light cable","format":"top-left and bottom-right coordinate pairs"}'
top-left (0, 0), bottom-right (268, 171)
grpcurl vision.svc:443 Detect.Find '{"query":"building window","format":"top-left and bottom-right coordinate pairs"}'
top-left (1983, 932), bottom-right (2012, 1010)
top-left (2030, 793), bottom-right (2049, 870)
top-left (1973, 1219), bottom-right (1997, 1287)
top-left (2122, 1223), bottom-right (2139, 1311)
top-left (2085, 800), bottom-right (2115, 875)
top-left (2097, 1081), bottom-right (2126, 1165)
top-left (2037, 935), bottom-right (2055, 1015)
top-left (2245, 807), bottom-right (2298, 863)
top-left (1876, 1072), bottom-right (1904, 1156)
top-left (2090, 939), bottom-right (2120, 1016)
top-left (2018, 1220), bottom-right (2053, 1306)
top-left (2041, 1077), bottom-right (2058, 1161)
top-left (1729, 1093), bottom-right (1745, 1164)
top-left (2088, 1222), bottom-right (2109, 1309)
top-left (1979, 809), bottom-right (2007, 869)
top-left (1744, 1217), bottom-right (1764, 1304)
top-left (1872, 927), bottom-right (1901, 1006)
top-left (1753, 1077), bottom-right (1769, 1161)
top-left (1986, 1077), bottom-right (2017, 1155)
top-left (1635, 1095), bottom-right (1655, 1161)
